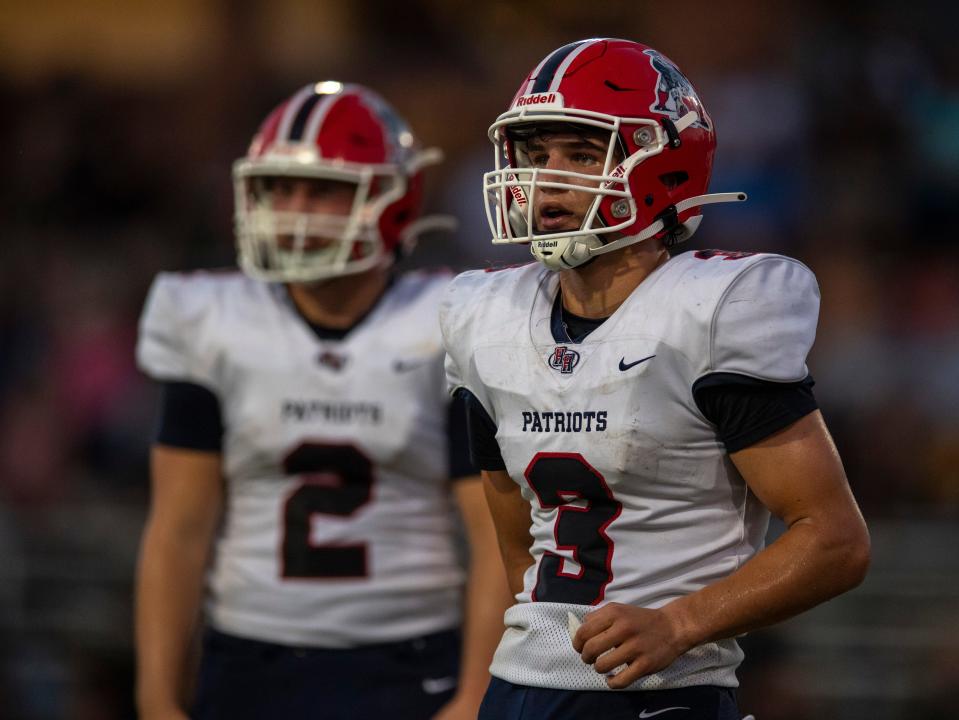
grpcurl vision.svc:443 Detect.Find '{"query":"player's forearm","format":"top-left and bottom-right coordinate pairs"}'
top-left (456, 551), bottom-right (512, 702)
top-left (451, 477), bottom-right (512, 702)
top-left (499, 548), bottom-right (532, 598)
top-left (662, 516), bottom-right (870, 652)
top-left (134, 519), bottom-right (211, 714)
top-left (481, 471), bottom-right (533, 598)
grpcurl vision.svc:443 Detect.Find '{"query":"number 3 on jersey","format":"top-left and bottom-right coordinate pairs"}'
top-left (281, 443), bottom-right (373, 579)
top-left (526, 453), bottom-right (621, 605)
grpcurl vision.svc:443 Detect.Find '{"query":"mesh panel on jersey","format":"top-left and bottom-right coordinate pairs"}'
top-left (490, 602), bottom-right (743, 691)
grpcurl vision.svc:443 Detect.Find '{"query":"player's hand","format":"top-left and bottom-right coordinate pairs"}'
top-left (571, 602), bottom-right (688, 689)
top-left (431, 692), bottom-right (483, 720)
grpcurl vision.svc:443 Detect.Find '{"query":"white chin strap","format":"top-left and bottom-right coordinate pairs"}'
top-left (546, 191), bottom-right (748, 269)
top-left (590, 191), bottom-right (748, 257)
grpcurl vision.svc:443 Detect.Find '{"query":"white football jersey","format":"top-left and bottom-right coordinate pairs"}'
top-left (137, 270), bottom-right (465, 647)
top-left (441, 250), bottom-right (820, 690)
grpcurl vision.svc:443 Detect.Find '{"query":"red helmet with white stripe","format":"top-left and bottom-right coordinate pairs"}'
top-left (483, 38), bottom-right (746, 270)
top-left (234, 82), bottom-right (447, 281)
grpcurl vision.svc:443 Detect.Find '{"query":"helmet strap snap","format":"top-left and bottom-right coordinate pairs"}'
top-left (659, 118), bottom-right (682, 149)
top-left (654, 204), bottom-right (682, 245)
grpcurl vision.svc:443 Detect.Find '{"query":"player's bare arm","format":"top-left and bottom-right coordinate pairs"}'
top-left (573, 411), bottom-right (870, 688)
top-left (481, 470), bottom-right (535, 597)
top-left (433, 477), bottom-right (513, 720)
top-left (135, 446), bottom-right (223, 719)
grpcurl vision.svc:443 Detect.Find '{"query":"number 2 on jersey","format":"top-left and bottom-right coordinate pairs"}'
top-left (526, 453), bottom-right (622, 605)
top-left (281, 443), bottom-right (373, 579)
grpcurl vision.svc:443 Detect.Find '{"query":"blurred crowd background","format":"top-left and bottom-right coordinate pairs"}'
top-left (1, 0), bottom-right (957, 718)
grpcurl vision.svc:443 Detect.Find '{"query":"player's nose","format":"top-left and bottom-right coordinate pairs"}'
top-left (538, 153), bottom-right (570, 195)
top-left (285, 185), bottom-right (315, 212)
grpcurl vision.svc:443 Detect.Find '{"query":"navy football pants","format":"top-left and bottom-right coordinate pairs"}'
top-left (192, 627), bottom-right (461, 720)
top-left (479, 677), bottom-right (741, 720)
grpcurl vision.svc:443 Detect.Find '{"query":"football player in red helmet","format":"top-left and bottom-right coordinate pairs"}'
top-left (233, 81), bottom-right (452, 283)
top-left (442, 39), bottom-right (870, 719)
top-left (135, 82), bottom-right (509, 720)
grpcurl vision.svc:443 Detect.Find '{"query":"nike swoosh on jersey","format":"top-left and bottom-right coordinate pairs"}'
top-left (421, 676), bottom-right (457, 694)
top-left (393, 358), bottom-right (432, 373)
top-left (638, 707), bottom-right (690, 718)
top-left (619, 354), bottom-right (656, 371)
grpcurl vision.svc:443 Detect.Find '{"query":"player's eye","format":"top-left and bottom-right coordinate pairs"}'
top-left (528, 153), bottom-right (549, 167)
top-left (307, 183), bottom-right (338, 198)
top-left (572, 152), bottom-right (601, 166)
top-left (269, 178), bottom-right (297, 197)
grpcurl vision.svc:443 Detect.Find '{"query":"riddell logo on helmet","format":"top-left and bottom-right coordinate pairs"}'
top-left (515, 92), bottom-right (563, 108)
top-left (509, 185), bottom-right (527, 206)
top-left (603, 163), bottom-right (627, 190)
top-left (507, 174), bottom-right (527, 206)
top-left (264, 142), bottom-right (300, 156)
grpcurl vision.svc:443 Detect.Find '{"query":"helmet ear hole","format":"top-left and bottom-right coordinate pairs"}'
top-left (659, 171), bottom-right (689, 190)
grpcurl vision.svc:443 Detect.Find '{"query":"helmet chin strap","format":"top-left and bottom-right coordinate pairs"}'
top-left (581, 191), bottom-right (747, 261)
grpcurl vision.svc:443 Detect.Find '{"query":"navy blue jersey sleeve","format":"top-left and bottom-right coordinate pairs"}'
top-left (154, 381), bottom-right (224, 452)
top-left (447, 391), bottom-right (479, 479)
top-left (454, 388), bottom-right (506, 472)
top-left (692, 373), bottom-right (818, 453)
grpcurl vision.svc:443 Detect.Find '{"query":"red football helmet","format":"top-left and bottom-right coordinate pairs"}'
top-left (483, 38), bottom-right (746, 270)
top-left (234, 82), bottom-right (449, 281)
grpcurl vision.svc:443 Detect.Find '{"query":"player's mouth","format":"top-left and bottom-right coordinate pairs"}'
top-left (536, 203), bottom-right (580, 233)
top-left (277, 235), bottom-right (336, 252)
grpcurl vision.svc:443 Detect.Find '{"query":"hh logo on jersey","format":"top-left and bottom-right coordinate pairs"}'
top-left (317, 350), bottom-right (349, 371)
top-left (644, 49), bottom-right (710, 130)
top-left (548, 346), bottom-right (580, 374)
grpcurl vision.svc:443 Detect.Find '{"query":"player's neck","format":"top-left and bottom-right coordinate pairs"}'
top-left (558, 240), bottom-right (668, 319)
top-left (286, 266), bottom-right (392, 329)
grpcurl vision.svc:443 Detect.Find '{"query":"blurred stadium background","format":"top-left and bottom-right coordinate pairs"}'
top-left (0, 1), bottom-right (957, 718)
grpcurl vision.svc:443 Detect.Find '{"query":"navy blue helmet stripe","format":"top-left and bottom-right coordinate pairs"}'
top-left (531, 41), bottom-right (589, 94)
top-left (288, 92), bottom-right (324, 141)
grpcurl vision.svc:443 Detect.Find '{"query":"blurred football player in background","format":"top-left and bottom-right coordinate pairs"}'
top-left (442, 38), bottom-right (871, 719)
top-left (134, 81), bottom-right (509, 720)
